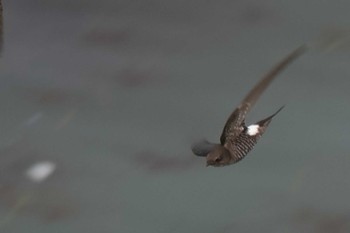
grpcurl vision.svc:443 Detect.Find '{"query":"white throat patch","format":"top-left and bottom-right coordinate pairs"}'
top-left (247, 124), bottom-right (260, 136)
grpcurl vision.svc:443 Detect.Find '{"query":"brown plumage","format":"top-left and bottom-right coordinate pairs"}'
top-left (192, 46), bottom-right (306, 167)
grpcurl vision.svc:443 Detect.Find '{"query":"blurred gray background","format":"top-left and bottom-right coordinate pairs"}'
top-left (1, 0), bottom-right (350, 232)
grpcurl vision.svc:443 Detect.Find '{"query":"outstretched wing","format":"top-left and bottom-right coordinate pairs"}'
top-left (191, 139), bottom-right (218, 157)
top-left (220, 46), bottom-right (306, 145)
top-left (226, 106), bottom-right (284, 163)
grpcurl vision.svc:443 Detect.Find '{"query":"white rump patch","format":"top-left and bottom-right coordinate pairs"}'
top-left (25, 161), bottom-right (56, 183)
top-left (247, 124), bottom-right (260, 136)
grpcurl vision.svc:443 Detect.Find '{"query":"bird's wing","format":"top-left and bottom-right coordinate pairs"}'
top-left (191, 139), bottom-right (218, 157)
top-left (226, 127), bottom-right (260, 163)
top-left (220, 46), bottom-right (306, 145)
top-left (225, 106), bottom-right (284, 162)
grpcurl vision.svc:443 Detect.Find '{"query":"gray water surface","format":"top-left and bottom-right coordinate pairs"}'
top-left (1, 1), bottom-right (350, 232)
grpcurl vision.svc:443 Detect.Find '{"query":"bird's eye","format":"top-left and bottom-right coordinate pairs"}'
top-left (215, 156), bottom-right (222, 162)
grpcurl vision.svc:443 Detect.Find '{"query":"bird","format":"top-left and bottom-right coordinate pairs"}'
top-left (192, 46), bottom-right (306, 167)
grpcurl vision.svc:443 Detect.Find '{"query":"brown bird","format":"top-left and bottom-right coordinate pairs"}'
top-left (192, 46), bottom-right (306, 167)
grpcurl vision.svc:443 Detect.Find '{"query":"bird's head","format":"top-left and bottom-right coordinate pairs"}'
top-left (206, 145), bottom-right (231, 167)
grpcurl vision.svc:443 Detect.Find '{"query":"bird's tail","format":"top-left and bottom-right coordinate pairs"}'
top-left (256, 105), bottom-right (285, 127)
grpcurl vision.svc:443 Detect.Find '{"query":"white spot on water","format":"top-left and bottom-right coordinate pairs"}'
top-left (247, 124), bottom-right (260, 136)
top-left (25, 161), bottom-right (56, 183)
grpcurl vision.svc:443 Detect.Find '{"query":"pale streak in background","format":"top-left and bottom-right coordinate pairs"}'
top-left (25, 161), bottom-right (57, 183)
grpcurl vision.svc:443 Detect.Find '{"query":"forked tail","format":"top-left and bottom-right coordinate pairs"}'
top-left (256, 105), bottom-right (285, 127)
